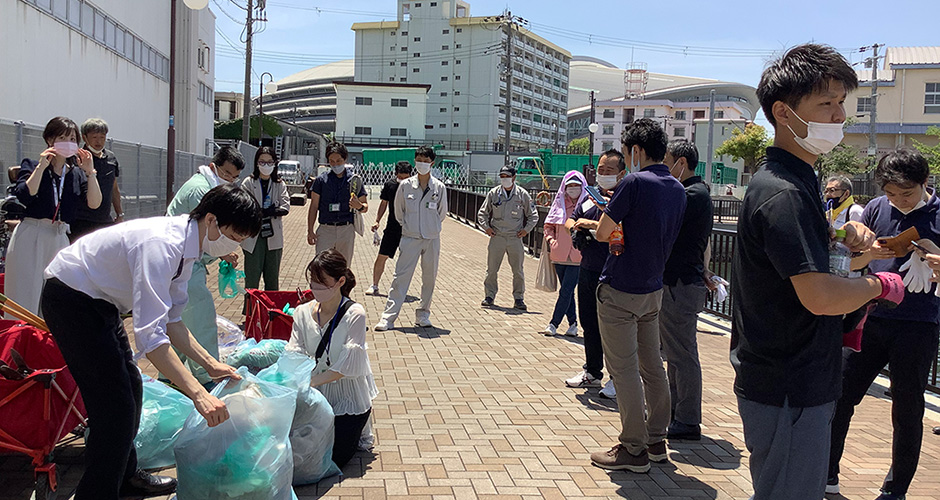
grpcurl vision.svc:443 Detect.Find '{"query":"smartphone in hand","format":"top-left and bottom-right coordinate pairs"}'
top-left (583, 185), bottom-right (607, 206)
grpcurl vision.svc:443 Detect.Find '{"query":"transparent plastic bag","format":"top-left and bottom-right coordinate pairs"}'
top-left (217, 315), bottom-right (245, 363)
top-left (174, 368), bottom-right (297, 500)
top-left (135, 373), bottom-right (195, 470)
top-left (257, 353), bottom-right (341, 484)
top-left (225, 338), bottom-right (287, 373)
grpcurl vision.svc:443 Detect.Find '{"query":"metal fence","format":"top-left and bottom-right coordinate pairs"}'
top-left (0, 119), bottom-right (211, 219)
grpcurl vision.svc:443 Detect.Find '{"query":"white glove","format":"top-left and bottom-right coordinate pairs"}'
top-left (372, 230), bottom-right (381, 246)
top-left (899, 254), bottom-right (933, 294)
top-left (710, 275), bottom-right (730, 303)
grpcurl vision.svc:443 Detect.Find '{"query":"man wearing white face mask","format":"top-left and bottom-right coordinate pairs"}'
top-left (375, 146), bottom-right (447, 330)
top-left (70, 118), bottom-right (124, 242)
top-left (478, 165), bottom-right (538, 309)
top-left (307, 142), bottom-right (368, 265)
top-left (166, 146), bottom-right (246, 385)
top-left (41, 184), bottom-right (261, 499)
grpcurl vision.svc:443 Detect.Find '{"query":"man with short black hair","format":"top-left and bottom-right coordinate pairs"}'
top-left (659, 139), bottom-right (713, 441)
top-left (307, 141), bottom-right (368, 265)
top-left (734, 43), bottom-right (903, 499)
top-left (478, 164), bottom-right (538, 310)
top-left (368, 161), bottom-right (413, 295)
top-left (590, 118), bottom-right (687, 473)
top-left (71, 118), bottom-right (123, 241)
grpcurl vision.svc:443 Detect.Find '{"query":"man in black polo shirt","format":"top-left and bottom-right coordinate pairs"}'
top-left (659, 139), bottom-right (712, 441)
top-left (589, 119), bottom-right (687, 473)
top-left (733, 43), bottom-right (903, 499)
top-left (306, 142), bottom-right (368, 265)
top-left (367, 160), bottom-right (412, 295)
top-left (70, 118), bottom-right (124, 242)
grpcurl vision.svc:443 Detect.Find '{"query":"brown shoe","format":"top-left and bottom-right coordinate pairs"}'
top-left (647, 441), bottom-right (668, 463)
top-left (590, 444), bottom-right (650, 473)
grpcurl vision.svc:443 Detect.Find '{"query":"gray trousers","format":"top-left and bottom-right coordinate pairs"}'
top-left (738, 396), bottom-right (834, 500)
top-left (597, 284), bottom-right (670, 455)
top-left (381, 236), bottom-right (440, 324)
top-left (659, 282), bottom-right (707, 425)
top-left (484, 234), bottom-right (526, 300)
top-left (317, 223), bottom-right (356, 266)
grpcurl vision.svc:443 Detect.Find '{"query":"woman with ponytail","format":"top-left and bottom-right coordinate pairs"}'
top-left (288, 249), bottom-right (378, 467)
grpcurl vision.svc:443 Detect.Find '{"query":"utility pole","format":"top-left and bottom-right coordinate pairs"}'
top-left (502, 13), bottom-right (513, 164)
top-left (705, 88), bottom-right (716, 185)
top-left (866, 44), bottom-right (883, 166)
top-left (166, 0), bottom-right (177, 206)
top-left (240, 0), bottom-right (254, 142)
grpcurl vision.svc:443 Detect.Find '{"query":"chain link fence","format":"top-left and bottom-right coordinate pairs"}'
top-left (0, 119), bottom-right (211, 219)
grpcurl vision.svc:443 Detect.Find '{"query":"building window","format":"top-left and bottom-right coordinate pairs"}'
top-left (455, 75), bottom-right (461, 80)
top-left (453, 122), bottom-right (459, 127)
top-left (442, 45), bottom-right (449, 50)
top-left (674, 110), bottom-right (687, 121)
top-left (415, 2), bottom-right (421, 6)
top-left (925, 83), bottom-right (940, 113)
top-left (400, 77), bottom-right (407, 82)
top-left (603, 109), bottom-right (615, 119)
top-left (693, 110), bottom-right (706, 119)
top-left (857, 96), bottom-right (873, 113)
top-left (414, 37), bottom-right (421, 42)
top-left (390, 46), bottom-right (395, 51)
top-left (454, 107), bottom-right (460, 111)
top-left (454, 91), bottom-right (460, 96)
top-left (602, 124), bottom-right (614, 135)
top-left (440, 108), bottom-right (447, 112)
top-left (441, 92), bottom-right (447, 97)
top-left (390, 31), bottom-right (396, 36)
top-left (355, 127), bottom-right (372, 135)
top-left (413, 53), bottom-right (420, 57)
top-left (441, 76), bottom-right (448, 81)
top-left (401, 31), bottom-right (408, 36)
top-left (401, 62), bottom-right (407, 66)
top-left (643, 109), bottom-right (656, 118)
top-left (430, 1), bottom-right (437, 5)
top-left (602, 141), bottom-right (613, 151)
top-left (389, 77), bottom-right (395, 82)
top-left (355, 97), bottom-right (373, 106)
top-left (674, 127), bottom-right (686, 137)
top-left (455, 60), bottom-right (461, 64)
top-left (401, 46), bottom-right (408, 51)
top-left (390, 61), bottom-right (395, 66)
top-left (391, 98), bottom-right (408, 107)
top-left (455, 44), bottom-right (462, 49)
top-left (456, 28), bottom-right (463, 33)
top-left (439, 123), bottom-right (446, 128)
top-left (442, 61), bottom-right (448, 66)
top-left (413, 68), bottom-right (420, 73)
top-left (390, 128), bottom-right (407, 136)
top-left (442, 29), bottom-right (449, 34)
top-left (715, 110), bottom-right (724, 119)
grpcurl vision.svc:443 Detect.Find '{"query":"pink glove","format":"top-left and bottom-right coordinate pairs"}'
top-left (874, 272), bottom-right (905, 306)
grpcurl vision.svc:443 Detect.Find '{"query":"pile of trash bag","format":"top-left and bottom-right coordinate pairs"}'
top-left (257, 353), bottom-right (341, 484)
top-left (225, 338), bottom-right (287, 372)
top-left (134, 373), bottom-right (195, 470)
top-left (174, 367), bottom-right (297, 499)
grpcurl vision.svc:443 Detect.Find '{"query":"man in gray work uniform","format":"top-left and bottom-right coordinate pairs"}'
top-left (478, 165), bottom-right (538, 310)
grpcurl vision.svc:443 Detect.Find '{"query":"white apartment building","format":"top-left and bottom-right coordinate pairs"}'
top-left (1, 0), bottom-right (215, 153)
top-left (352, 0), bottom-right (571, 152)
top-left (333, 82), bottom-right (431, 143)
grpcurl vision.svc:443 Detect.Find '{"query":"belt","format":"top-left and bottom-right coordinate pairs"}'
top-left (320, 221), bottom-right (352, 226)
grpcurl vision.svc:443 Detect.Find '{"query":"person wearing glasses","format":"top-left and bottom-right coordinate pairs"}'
top-left (824, 174), bottom-right (864, 229)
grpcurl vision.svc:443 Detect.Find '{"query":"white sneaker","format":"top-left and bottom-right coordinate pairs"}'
top-left (599, 379), bottom-right (617, 399)
top-left (415, 318), bottom-right (433, 328)
top-left (564, 323), bottom-right (579, 337)
top-left (565, 370), bottom-right (601, 388)
top-left (374, 320), bottom-right (391, 331)
top-left (366, 285), bottom-right (380, 295)
top-left (542, 324), bottom-right (557, 336)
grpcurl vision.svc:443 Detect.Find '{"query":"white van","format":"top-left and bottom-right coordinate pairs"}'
top-left (277, 160), bottom-right (302, 185)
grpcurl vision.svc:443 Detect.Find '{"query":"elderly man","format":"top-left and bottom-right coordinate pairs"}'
top-left (478, 165), bottom-right (538, 310)
top-left (824, 174), bottom-right (864, 228)
top-left (70, 118), bottom-right (124, 242)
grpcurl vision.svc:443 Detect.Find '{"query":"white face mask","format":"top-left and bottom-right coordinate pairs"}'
top-left (596, 174), bottom-right (619, 190)
top-left (889, 188), bottom-right (928, 215)
top-left (670, 160), bottom-right (686, 180)
top-left (415, 161), bottom-right (432, 175)
top-left (331, 164), bottom-right (346, 175)
top-left (259, 164), bottom-right (275, 176)
top-left (627, 146), bottom-right (640, 172)
top-left (786, 105), bottom-right (844, 156)
top-left (500, 177), bottom-right (514, 189)
top-left (203, 219), bottom-right (241, 257)
top-left (86, 145), bottom-right (104, 155)
top-left (565, 186), bottom-right (582, 199)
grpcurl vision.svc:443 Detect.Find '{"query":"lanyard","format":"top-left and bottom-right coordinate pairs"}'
top-left (315, 297), bottom-right (348, 367)
top-left (51, 166), bottom-right (68, 221)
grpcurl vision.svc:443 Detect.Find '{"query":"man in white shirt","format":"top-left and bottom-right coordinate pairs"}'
top-left (41, 184), bottom-right (262, 500)
top-left (374, 146), bottom-right (448, 330)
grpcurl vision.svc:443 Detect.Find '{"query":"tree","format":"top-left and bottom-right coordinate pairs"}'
top-left (913, 126), bottom-right (940, 173)
top-left (713, 123), bottom-right (771, 174)
top-left (214, 115), bottom-right (283, 141)
top-left (816, 143), bottom-right (868, 177)
top-left (567, 137), bottom-right (589, 155)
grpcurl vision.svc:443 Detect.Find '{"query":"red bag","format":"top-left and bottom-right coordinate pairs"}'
top-left (244, 289), bottom-right (313, 341)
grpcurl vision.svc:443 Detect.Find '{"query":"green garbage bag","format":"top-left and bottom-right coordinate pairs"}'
top-left (225, 338), bottom-right (287, 373)
top-left (218, 260), bottom-right (246, 299)
top-left (174, 367), bottom-right (298, 500)
top-left (258, 353), bottom-right (341, 484)
top-left (135, 373), bottom-right (196, 470)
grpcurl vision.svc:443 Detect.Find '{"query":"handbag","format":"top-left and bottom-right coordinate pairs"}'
top-left (535, 235), bottom-right (557, 292)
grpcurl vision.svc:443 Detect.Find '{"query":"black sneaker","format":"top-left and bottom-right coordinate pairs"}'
top-left (875, 491), bottom-right (905, 500)
top-left (666, 421), bottom-right (701, 440)
top-left (825, 475), bottom-right (839, 495)
top-left (513, 299), bottom-right (527, 310)
top-left (481, 297), bottom-right (494, 307)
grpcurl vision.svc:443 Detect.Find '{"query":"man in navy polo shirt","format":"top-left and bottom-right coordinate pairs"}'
top-left (827, 149), bottom-right (940, 500)
top-left (589, 118), bottom-right (686, 473)
top-left (733, 43), bottom-right (903, 500)
top-left (307, 142), bottom-right (368, 265)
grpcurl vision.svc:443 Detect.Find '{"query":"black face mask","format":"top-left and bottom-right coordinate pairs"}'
top-left (825, 194), bottom-right (845, 209)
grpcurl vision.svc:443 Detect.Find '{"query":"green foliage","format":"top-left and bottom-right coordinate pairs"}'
top-left (816, 143), bottom-right (868, 177)
top-left (567, 137), bottom-right (590, 155)
top-left (713, 123), bottom-right (770, 174)
top-left (214, 115), bottom-right (283, 140)
top-left (912, 126), bottom-right (940, 173)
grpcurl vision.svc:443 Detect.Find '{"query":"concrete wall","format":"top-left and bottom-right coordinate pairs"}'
top-left (334, 84), bottom-right (429, 141)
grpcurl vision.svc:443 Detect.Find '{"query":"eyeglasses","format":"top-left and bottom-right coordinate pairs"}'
top-left (823, 187), bottom-right (844, 194)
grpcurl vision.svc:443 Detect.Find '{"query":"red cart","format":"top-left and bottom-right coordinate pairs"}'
top-left (0, 320), bottom-right (87, 499)
top-left (244, 289), bottom-right (312, 341)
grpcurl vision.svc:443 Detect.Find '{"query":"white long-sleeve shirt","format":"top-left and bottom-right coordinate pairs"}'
top-left (44, 215), bottom-right (201, 357)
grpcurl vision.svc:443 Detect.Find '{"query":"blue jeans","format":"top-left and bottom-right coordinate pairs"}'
top-left (551, 263), bottom-right (579, 327)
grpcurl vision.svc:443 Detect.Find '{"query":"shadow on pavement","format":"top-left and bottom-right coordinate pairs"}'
top-left (396, 326), bottom-right (451, 339)
top-left (575, 392), bottom-right (619, 412)
top-left (482, 304), bottom-right (540, 316)
top-left (668, 436), bottom-right (743, 470)
top-left (606, 462), bottom-right (720, 499)
top-left (295, 451), bottom-right (377, 497)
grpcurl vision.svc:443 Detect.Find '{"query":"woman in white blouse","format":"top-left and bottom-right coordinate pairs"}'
top-left (288, 249), bottom-right (378, 468)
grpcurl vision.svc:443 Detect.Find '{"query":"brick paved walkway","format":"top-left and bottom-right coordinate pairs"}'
top-left (2, 195), bottom-right (940, 500)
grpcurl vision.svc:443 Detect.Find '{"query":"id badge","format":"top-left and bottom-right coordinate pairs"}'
top-left (329, 203), bottom-right (341, 212)
top-left (428, 201), bottom-right (438, 210)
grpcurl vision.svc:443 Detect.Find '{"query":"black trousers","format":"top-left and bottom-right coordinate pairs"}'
top-left (332, 409), bottom-right (372, 469)
top-left (828, 316), bottom-right (939, 495)
top-left (41, 278), bottom-right (142, 500)
top-left (577, 267), bottom-right (604, 380)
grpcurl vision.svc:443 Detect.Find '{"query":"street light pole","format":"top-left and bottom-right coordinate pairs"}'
top-left (259, 71), bottom-right (276, 143)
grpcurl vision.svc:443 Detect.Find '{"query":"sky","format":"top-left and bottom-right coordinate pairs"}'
top-left (211, 0), bottom-right (937, 129)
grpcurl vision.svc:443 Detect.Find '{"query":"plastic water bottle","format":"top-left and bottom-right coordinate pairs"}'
top-left (609, 223), bottom-right (624, 256)
top-left (829, 229), bottom-right (851, 277)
